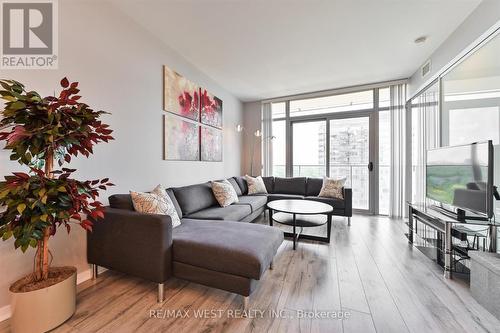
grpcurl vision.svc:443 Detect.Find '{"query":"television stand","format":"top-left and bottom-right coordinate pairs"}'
top-left (408, 202), bottom-right (498, 279)
top-left (429, 205), bottom-right (489, 222)
top-left (429, 205), bottom-right (459, 219)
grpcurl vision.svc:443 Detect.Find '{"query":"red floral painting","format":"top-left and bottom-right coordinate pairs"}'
top-left (200, 89), bottom-right (223, 129)
top-left (164, 65), bottom-right (200, 121)
top-left (163, 65), bottom-right (223, 161)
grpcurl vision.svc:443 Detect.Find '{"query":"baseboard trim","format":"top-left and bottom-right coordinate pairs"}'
top-left (0, 266), bottom-right (101, 323)
top-left (0, 304), bottom-right (10, 323)
top-left (77, 268), bottom-right (92, 285)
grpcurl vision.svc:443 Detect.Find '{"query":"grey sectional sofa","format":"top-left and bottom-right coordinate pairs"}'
top-left (87, 176), bottom-right (352, 305)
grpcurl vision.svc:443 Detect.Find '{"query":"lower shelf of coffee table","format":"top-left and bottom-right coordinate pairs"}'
top-left (272, 212), bottom-right (328, 227)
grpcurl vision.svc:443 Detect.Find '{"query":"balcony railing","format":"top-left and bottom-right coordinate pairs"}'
top-left (272, 164), bottom-right (389, 177)
top-left (272, 164), bottom-right (370, 180)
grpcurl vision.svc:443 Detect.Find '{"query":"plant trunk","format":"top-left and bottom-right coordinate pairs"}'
top-left (44, 150), bottom-right (54, 177)
top-left (35, 150), bottom-right (54, 281)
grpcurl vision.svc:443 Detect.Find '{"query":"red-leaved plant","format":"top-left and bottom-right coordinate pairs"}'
top-left (0, 78), bottom-right (113, 282)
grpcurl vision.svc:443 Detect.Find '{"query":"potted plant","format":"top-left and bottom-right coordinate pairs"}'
top-left (0, 78), bottom-right (114, 333)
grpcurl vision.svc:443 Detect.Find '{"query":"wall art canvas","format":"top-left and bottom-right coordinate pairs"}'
top-left (200, 89), bottom-right (223, 128)
top-left (164, 113), bottom-right (199, 161)
top-left (201, 126), bottom-right (223, 162)
top-left (163, 65), bottom-right (200, 121)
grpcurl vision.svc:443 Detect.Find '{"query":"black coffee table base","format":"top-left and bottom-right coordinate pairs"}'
top-left (269, 210), bottom-right (332, 250)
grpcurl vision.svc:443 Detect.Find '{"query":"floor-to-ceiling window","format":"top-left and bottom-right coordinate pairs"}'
top-left (408, 81), bottom-right (440, 206)
top-left (264, 85), bottom-right (399, 214)
top-left (406, 27), bottom-right (500, 252)
top-left (441, 33), bottom-right (500, 147)
top-left (408, 28), bottom-right (500, 208)
top-left (290, 90), bottom-right (376, 212)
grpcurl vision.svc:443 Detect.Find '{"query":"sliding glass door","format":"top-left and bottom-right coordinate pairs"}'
top-left (291, 114), bottom-right (374, 212)
top-left (330, 116), bottom-right (371, 211)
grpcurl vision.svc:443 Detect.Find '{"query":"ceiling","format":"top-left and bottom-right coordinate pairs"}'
top-left (110, 0), bottom-right (482, 102)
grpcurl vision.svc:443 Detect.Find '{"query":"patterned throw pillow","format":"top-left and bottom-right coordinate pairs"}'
top-left (211, 180), bottom-right (239, 207)
top-left (130, 185), bottom-right (181, 228)
top-left (318, 177), bottom-right (346, 199)
top-left (244, 175), bottom-right (268, 195)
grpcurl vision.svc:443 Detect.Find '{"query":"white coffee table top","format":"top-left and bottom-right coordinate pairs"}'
top-left (267, 199), bottom-right (333, 215)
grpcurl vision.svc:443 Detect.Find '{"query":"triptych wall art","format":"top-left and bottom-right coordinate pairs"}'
top-left (163, 65), bottom-right (223, 161)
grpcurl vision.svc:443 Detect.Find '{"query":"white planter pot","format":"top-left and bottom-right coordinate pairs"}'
top-left (10, 267), bottom-right (77, 333)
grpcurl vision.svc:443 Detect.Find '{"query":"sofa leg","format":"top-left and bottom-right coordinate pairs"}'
top-left (157, 283), bottom-right (164, 303)
top-left (91, 264), bottom-right (98, 280)
top-left (242, 296), bottom-right (249, 310)
top-left (269, 261), bottom-right (274, 270)
top-left (347, 217), bottom-right (351, 226)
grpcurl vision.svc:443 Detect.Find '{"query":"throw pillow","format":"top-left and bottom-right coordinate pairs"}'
top-left (318, 177), bottom-right (346, 199)
top-left (211, 180), bottom-right (239, 207)
top-left (244, 175), bottom-right (268, 195)
top-left (151, 185), bottom-right (182, 226)
top-left (130, 185), bottom-right (181, 228)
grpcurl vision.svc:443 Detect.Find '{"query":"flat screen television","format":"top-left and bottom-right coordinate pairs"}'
top-left (426, 141), bottom-right (494, 218)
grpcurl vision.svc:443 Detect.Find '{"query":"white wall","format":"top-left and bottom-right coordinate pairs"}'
top-left (0, 0), bottom-right (242, 312)
top-left (408, 0), bottom-right (500, 97)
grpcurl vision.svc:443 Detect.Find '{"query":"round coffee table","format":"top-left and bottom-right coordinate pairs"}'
top-left (267, 199), bottom-right (333, 250)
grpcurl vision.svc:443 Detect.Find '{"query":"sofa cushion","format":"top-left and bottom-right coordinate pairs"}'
top-left (173, 219), bottom-right (284, 279)
top-left (305, 196), bottom-right (345, 209)
top-left (172, 182), bottom-right (218, 215)
top-left (267, 193), bottom-right (304, 202)
top-left (262, 176), bottom-right (275, 193)
top-left (306, 178), bottom-right (323, 196)
top-left (233, 176), bottom-right (248, 195)
top-left (109, 194), bottom-right (134, 211)
top-left (274, 177), bottom-right (307, 195)
top-left (233, 195), bottom-right (267, 212)
top-left (227, 178), bottom-right (243, 196)
top-left (186, 204), bottom-right (252, 221)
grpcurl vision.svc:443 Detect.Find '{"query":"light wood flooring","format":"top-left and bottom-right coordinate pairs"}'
top-left (1, 214), bottom-right (500, 333)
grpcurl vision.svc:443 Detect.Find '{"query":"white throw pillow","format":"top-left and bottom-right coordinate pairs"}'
top-left (211, 180), bottom-right (239, 207)
top-left (318, 177), bottom-right (346, 199)
top-left (130, 185), bottom-right (181, 228)
top-left (244, 175), bottom-right (268, 195)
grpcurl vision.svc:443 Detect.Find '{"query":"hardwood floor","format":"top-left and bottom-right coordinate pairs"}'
top-left (1, 214), bottom-right (499, 333)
